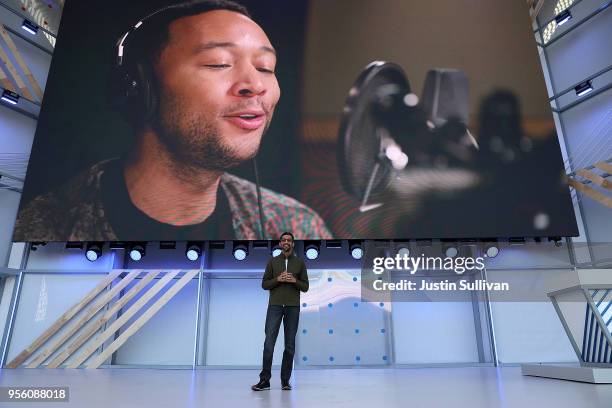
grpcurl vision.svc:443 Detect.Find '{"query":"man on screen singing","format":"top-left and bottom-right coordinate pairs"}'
top-left (14, 0), bottom-right (331, 241)
top-left (252, 231), bottom-right (308, 391)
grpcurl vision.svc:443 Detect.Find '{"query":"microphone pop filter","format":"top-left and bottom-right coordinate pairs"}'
top-left (337, 61), bottom-right (411, 201)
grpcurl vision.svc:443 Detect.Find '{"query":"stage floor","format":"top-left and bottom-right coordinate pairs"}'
top-left (1, 366), bottom-right (611, 407)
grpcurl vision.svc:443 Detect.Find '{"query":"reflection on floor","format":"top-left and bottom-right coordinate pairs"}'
top-left (1, 366), bottom-right (611, 407)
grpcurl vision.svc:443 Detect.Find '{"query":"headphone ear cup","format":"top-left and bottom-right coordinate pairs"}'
top-left (109, 65), bottom-right (134, 110)
top-left (135, 61), bottom-right (158, 122)
top-left (109, 63), bottom-right (144, 124)
top-left (109, 61), bottom-right (158, 125)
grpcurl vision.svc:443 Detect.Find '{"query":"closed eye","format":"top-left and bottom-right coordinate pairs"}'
top-left (257, 67), bottom-right (275, 74)
top-left (204, 64), bottom-right (231, 69)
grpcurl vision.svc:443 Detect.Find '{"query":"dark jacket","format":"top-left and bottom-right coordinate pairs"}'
top-left (262, 253), bottom-right (309, 306)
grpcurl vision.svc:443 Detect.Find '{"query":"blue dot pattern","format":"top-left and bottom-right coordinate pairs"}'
top-left (292, 282), bottom-right (392, 366)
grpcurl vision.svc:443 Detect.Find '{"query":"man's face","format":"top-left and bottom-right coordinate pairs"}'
top-left (153, 10), bottom-right (280, 170)
top-left (280, 234), bottom-right (294, 254)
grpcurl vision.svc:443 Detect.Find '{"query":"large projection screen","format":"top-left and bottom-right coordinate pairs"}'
top-left (13, 0), bottom-right (578, 241)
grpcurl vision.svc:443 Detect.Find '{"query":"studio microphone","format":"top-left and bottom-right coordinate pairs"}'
top-left (337, 62), bottom-right (481, 212)
top-left (421, 68), bottom-right (469, 127)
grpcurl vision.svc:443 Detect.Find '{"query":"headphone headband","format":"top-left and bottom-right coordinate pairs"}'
top-left (116, 7), bottom-right (168, 68)
top-left (112, 6), bottom-right (176, 124)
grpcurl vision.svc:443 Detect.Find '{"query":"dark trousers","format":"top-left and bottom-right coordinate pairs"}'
top-left (259, 305), bottom-right (300, 383)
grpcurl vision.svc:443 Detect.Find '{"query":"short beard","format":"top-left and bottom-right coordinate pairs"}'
top-left (153, 93), bottom-right (259, 172)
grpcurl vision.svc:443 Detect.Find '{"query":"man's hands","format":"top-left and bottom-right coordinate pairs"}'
top-left (277, 270), bottom-right (297, 283)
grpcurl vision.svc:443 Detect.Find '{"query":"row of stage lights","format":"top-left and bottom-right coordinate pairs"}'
top-left (74, 240), bottom-right (508, 263)
top-left (78, 241), bottom-right (366, 262)
top-left (82, 242), bottom-right (201, 262)
top-left (303, 242), bottom-right (363, 261)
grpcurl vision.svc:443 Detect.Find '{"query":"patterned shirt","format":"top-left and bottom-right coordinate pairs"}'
top-left (13, 159), bottom-right (332, 241)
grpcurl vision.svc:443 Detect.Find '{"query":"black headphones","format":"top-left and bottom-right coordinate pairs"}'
top-left (110, 8), bottom-right (169, 123)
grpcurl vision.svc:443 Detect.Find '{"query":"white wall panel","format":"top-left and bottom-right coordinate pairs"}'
top-left (392, 301), bottom-right (480, 364)
top-left (0, 190), bottom-right (21, 265)
top-left (205, 278), bottom-right (284, 366)
top-left (545, 7), bottom-right (612, 93)
top-left (0, 104), bottom-right (36, 153)
top-left (488, 269), bottom-right (579, 363)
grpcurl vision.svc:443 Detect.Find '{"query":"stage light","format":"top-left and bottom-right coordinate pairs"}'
top-left (350, 243), bottom-right (363, 260)
top-left (1, 89), bottom-right (19, 105)
top-left (272, 245), bottom-right (282, 257)
top-left (305, 243), bottom-right (320, 260)
top-left (554, 9), bottom-right (572, 26)
top-left (21, 19), bottom-right (38, 35)
top-left (186, 242), bottom-right (202, 261)
top-left (129, 243), bottom-right (145, 261)
top-left (397, 246), bottom-right (410, 257)
top-left (575, 80), bottom-right (593, 97)
top-left (85, 243), bottom-right (102, 262)
top-left (233, 243), bottom-right (248, 261)
top-left (486, 245), bottom-right (499, 258)
top-left (445, 246), bottom-right (458, 258)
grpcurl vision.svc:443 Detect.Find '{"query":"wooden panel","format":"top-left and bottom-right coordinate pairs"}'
top-left (46, 271), bottom-right (160, 369)
top-left (0, 25), bottom-right (44, 100)
top-left (568, 178), bottom-right (612, 208)
top-left (67, 270), bottom-right (181, 368)
top-left (27, 270), bottom-right (141, 368)
top-left (6, 270), bottom-right (121, 368)
top-left (86, 269), bottom-right (199, 369)
top-left (0, 42), bottom-right (34, 100)
top-left (0, 63), bottom-right (14, 90)
top-left (532, 0), bottom-right (545, 19)
top-left (594, 161), bottom-right (612, 175)
top-left (577, 169), bottom-right (611, 190)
